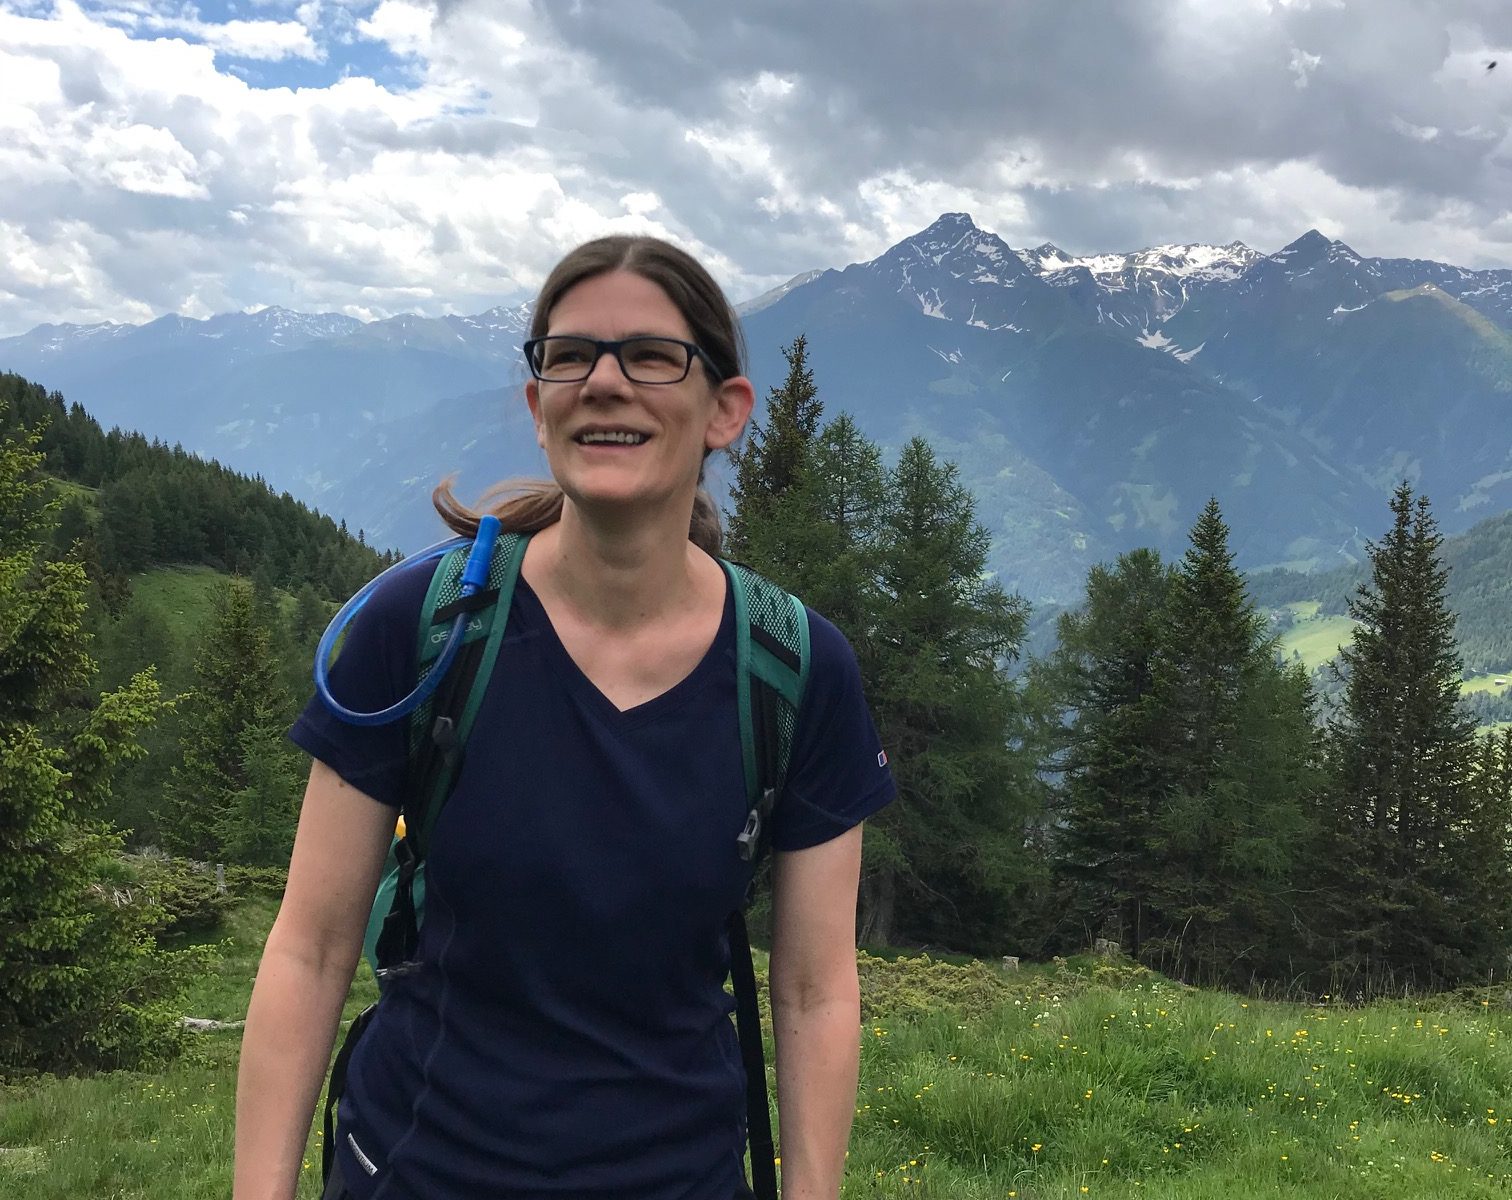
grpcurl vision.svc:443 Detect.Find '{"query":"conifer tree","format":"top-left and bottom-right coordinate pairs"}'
top-left (217, 723), bottom-right (304, 866)
top-left (862, 437), bottom-right (1033, 950)
top-left (1040, 548), bottom-right (1173, 954)
top-left (1464, 730), bottom-right (1512, 964)
top-left (725, 334), bottom-right (822, 566)
top-left (1322, 484), bottom-right (1489, 990)
top-left (0, 410), bottom-right (194, 1076)
top-left (1138, 499), bottom-right (1316, 984)
top-left (161, 578), bottom-right (295, 860)
top-left (779, 412), bottom-right (888, 643)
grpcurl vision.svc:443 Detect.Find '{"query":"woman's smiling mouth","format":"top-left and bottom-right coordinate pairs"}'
top-left (575, 429), bottom-right (651, 446)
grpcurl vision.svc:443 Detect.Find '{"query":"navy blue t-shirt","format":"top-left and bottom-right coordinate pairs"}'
top-left (289, 549), bottom-right (894, 1200)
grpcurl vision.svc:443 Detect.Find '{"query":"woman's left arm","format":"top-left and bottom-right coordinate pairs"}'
top-left (769, 822), bottom-right (865, 1200)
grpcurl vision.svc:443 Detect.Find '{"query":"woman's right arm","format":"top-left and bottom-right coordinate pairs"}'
top-left (233, 759), bottom-right (398, 1200)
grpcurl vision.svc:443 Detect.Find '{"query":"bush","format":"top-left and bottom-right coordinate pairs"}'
top-left (223, 863), bottom-right (288, 899)
top-left (856, 952), bottom-right (1017, 1023)
top-left (123, 853), bottom-right (234, 938)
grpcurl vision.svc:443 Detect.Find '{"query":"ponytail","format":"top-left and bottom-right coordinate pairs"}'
top-left (432, 477), bottom-right (724, 558)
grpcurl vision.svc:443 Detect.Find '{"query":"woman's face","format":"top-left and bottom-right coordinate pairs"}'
top-left (525, 269), bottom-right (753, 519)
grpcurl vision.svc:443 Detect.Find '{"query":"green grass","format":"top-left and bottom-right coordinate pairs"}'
top-left (850, 983), bottom-right (1512, 1197)
top-left (1463, 673), bottom-right (1512, 698)
top-left (47, 478), bottom-right (98, 504)
top-left (128, 565), bottom-right (231, 630)
top-left (0, 897), bottom-right (376, 1200)
top-left (1277, 614), bottom-right (1357, 672)
top-left (6, 905), bottom-right (1512, 1198)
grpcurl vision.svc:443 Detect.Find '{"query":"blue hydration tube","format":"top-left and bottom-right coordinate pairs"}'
top-left (313, 515), bottom-right (502, 726)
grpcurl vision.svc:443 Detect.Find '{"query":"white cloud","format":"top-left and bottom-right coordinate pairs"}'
top-left (2, 0), bottom-right (1512, 338)
top-left (356, 0), bottom-right (432, 57)
top-left (84, 122), bottom-right (209, 197)
top-left (1289, 47), bottom-right (1322, 88)
top-left (80, 0), bottom-right (323, 60)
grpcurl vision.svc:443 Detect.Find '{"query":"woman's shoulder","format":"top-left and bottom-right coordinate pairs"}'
top-left (350, 543), bottom-right (460, 641)
top-left (795, 605), bottom-right (867, 709)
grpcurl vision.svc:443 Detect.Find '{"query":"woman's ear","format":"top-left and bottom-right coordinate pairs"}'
top-left (525, 379), bottom-right (545, 450)
top-left (705, 375), bottom-right (756, 452)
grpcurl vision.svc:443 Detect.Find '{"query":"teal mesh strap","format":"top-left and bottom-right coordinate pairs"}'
top-left (723, 562), bottom-right (809, 795)
top-left (722, 560), bottom-right (759, 809)
top-left (407, 531), bottom-right (529, 855)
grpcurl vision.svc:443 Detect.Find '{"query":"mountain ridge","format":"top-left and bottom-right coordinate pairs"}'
top-left (5, 213), bottom-right (1510, 606)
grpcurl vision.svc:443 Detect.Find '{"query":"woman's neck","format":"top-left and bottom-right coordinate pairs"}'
top-left (525, 499), bottom-right (712, 633)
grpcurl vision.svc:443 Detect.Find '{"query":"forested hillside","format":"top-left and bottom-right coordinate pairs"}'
top-left (0, 373), bottom-right (395, 605)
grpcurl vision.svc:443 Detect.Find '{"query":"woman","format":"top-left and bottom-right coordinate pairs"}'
top-left (234, 236), bottom-right (895, 1200)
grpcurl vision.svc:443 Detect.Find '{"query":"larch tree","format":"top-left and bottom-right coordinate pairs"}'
top-left (161, 577), bottom-right (296, 861)
top-left (863, 437), bottom-right (1033, 952)
top-left (725, 334), bottom-right (823, 569)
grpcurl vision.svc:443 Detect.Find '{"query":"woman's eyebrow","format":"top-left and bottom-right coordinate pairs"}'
top-left (546, 330), bottom-right (685, 340)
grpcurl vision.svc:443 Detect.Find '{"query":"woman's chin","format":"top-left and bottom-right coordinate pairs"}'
top-left (562, 480), bottom-right (686, 519)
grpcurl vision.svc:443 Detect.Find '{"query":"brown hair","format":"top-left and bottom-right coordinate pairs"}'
top-left (432, 236), bottom-right (745, 557)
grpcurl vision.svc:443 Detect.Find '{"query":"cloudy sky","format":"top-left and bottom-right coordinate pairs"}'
top-left (2, 0), bottom-right (1511, 335)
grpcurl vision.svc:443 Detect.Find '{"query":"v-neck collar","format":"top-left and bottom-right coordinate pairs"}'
top-left (512, 573), bottom-right (735, 725)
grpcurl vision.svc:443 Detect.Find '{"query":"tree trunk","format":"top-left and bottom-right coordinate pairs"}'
top-left (857, 869), bottom-right (896, 948)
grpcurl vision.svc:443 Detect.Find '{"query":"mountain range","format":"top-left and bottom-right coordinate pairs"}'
top-left (4, 214), bottom-right (1511, 606)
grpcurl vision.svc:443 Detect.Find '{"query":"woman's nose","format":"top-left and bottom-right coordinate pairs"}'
top-left (583, 346), bottom-right (630, 389)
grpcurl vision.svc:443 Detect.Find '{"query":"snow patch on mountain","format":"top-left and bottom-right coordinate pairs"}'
top-left (1138, 328), bottom-right (1203, 361)
top-left (1020, 241), bottom-right (1261, 286)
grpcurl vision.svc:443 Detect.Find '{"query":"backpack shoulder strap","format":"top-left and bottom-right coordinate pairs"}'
top-left (721, 560), bottom-right (810, 856)
top-left (718, 560), bottom-right (810, 1200)
top-left (405, 529), bottom-right (529, 853)
top-left (371, 529), bottom-right (528, 972)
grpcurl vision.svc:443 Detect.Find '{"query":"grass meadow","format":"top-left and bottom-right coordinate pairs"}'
top-left (4, 901), bottom-right (1512, 1198)
top-left (1276, 605), bottom-right (1358, 674)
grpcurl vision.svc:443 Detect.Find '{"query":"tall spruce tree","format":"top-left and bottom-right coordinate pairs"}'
top-left (1464, 730), bottom-right (1512, 966)
top-left (161, 577), bottom-right (296, 861)
top-left (1138, 499), bottom-right (1316, 985)
top-left (862, 437), bottom-right (1033, 951)
top-left (725, 334), bottom-right (822, 567)
top-left (1322, 484), bottom-right (1489, 990)
top-left (1040, 548), bottom-right (1174, 954)
top-left (779, 412), bottom-right (888, 643)
top-left (217, 723), bottom-right (304, 866)
top-left (0, 411), bottom-right (195, 1076)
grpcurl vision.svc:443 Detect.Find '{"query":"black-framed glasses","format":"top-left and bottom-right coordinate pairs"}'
top-left (522, 335), bottom-right (722, 384)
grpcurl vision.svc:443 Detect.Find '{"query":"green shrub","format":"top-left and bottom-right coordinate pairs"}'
top-left (856, 952), bottom-right (1017, 1023)
top-left (124, 854), bottom-right (233, 938)
top-left (223, 863), bottom-right (288, 899)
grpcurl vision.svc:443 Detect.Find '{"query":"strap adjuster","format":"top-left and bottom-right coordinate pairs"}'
top-left (735, 787), bottom-right (777, 862)
top-left (736, 809), bottom-right (761, 861)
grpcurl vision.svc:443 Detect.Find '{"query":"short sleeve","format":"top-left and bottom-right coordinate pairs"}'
top-left (770, 609), bottom-right (895, 852)
top-left (287, 560), bottom-right (434, 809)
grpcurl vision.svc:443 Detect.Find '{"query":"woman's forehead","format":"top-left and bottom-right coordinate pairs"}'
top-left (546, 270), bottom-right (691, 338)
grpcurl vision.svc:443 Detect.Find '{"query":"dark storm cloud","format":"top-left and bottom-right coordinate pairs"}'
top-left (492, 0), bottom-right (1512, 256)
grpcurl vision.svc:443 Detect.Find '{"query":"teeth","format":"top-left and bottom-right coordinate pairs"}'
top-left (578, 431), bottom-right (647, 445)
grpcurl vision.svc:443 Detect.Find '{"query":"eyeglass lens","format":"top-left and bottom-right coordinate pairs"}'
top-left (533, 337), bottom-right (692, 383)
